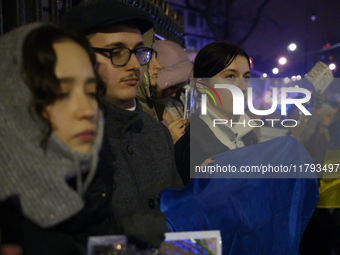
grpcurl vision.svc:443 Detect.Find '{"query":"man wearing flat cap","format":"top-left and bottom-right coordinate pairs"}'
top-left (62, 0), bottom-right (183, 248)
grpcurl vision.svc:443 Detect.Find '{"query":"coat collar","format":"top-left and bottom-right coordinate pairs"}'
top-left (103, 98), bottom-right (144, 138)
top-left (199, 108), bottom-right (255, 148)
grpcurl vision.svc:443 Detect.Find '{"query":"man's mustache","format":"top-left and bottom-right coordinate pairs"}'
top-left (120, 71), bottom-right (141, 82)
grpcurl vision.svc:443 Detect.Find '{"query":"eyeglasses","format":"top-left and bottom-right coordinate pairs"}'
top-left (92, 47), bottom-right (153, 66)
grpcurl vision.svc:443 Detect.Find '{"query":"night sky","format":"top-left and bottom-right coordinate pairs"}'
top-left (233, 0), bottom-right (340, 80)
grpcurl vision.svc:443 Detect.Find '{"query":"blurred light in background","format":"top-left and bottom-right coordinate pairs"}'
top-left (272, 68), bottom-right (279, 74)
top-left (288, 43), bottom-right (297, 51)
top-left (278, 57), bottom-right (287, 65)
top-left (323, 43), bottom-right (331, 49)
top-left (310, 13), bottom-right (317, 22)
top-left (329, 63), bottom-right (336, 70)
top-left (262, 73), bottom-right (268, 77)
top-left (264, 90), bottom-right (272, 103)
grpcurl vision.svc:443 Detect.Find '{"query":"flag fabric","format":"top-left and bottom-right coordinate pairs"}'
top-left (160, 136), bottom-right (319, 255)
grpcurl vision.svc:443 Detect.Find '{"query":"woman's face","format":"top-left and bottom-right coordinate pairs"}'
top-left (148, 52), bottom-right (162, 86)
top-left (322, 112), bottom-right (334, 128)
top-left (207, 55), bottom-right (250, 119)
top-left (45, 40), bottom-right (99, 153)
top-left (161, 84), bottom-right (183, 100)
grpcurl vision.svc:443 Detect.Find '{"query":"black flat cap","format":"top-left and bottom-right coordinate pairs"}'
top-left (60, 0), bottom-right (154, 34)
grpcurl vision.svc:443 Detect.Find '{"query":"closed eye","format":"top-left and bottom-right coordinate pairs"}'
top-left (56, 93), bottom-right (69, 99)
top-left (85, 82), bottom-right (97, 97)
top-left (87, 91), bottom-right (97, 98)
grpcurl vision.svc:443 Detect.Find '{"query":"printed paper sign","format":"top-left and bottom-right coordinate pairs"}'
top-left (306, 61), bottom-right (334, 93)
top-left (87, 230), bottom-right (221, 255)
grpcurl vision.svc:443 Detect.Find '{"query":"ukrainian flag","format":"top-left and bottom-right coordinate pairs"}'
top-left (160, 136), bottom-right (318, 255)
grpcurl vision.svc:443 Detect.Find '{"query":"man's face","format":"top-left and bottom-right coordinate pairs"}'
top-left (89, 24), bottom-right (144, 108)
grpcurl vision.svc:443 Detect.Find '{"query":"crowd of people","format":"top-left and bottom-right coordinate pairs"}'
top-left (0, 0), bottom-right (339, 254)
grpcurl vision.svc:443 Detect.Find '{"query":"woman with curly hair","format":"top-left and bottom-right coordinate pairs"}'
top-left (0, 23), bottom-right (119, 254)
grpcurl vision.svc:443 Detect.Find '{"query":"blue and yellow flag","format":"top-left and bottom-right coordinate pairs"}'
top-left (160, 136), bottom-right (319, 255)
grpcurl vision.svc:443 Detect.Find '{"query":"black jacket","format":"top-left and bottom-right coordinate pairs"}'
top-left (0, 153), bottom-right (122, 255)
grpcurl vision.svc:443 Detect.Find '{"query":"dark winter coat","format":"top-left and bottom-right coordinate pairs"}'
top-left (0, 145), bottom-right (121, 255)
top-left (100, 99), bottom-right (183, 217)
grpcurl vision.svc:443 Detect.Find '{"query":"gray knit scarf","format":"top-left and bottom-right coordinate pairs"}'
top-left (0, 23), bottom-right (104, 228)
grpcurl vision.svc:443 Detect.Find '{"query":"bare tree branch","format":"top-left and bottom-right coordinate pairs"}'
top-left (262, 15), bottom-right (283, 31)
top-left (185, 0), bottom-right (223, 41)
top-left (237, 0), bottom-right (272, 46)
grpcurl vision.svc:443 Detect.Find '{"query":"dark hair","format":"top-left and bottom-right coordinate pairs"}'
top-left (22, 25), bottom-right (106, 144)
top-left (287, 104), bottom-right (299, 117)
top-left (193, 42), bottom-right (250, 78)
